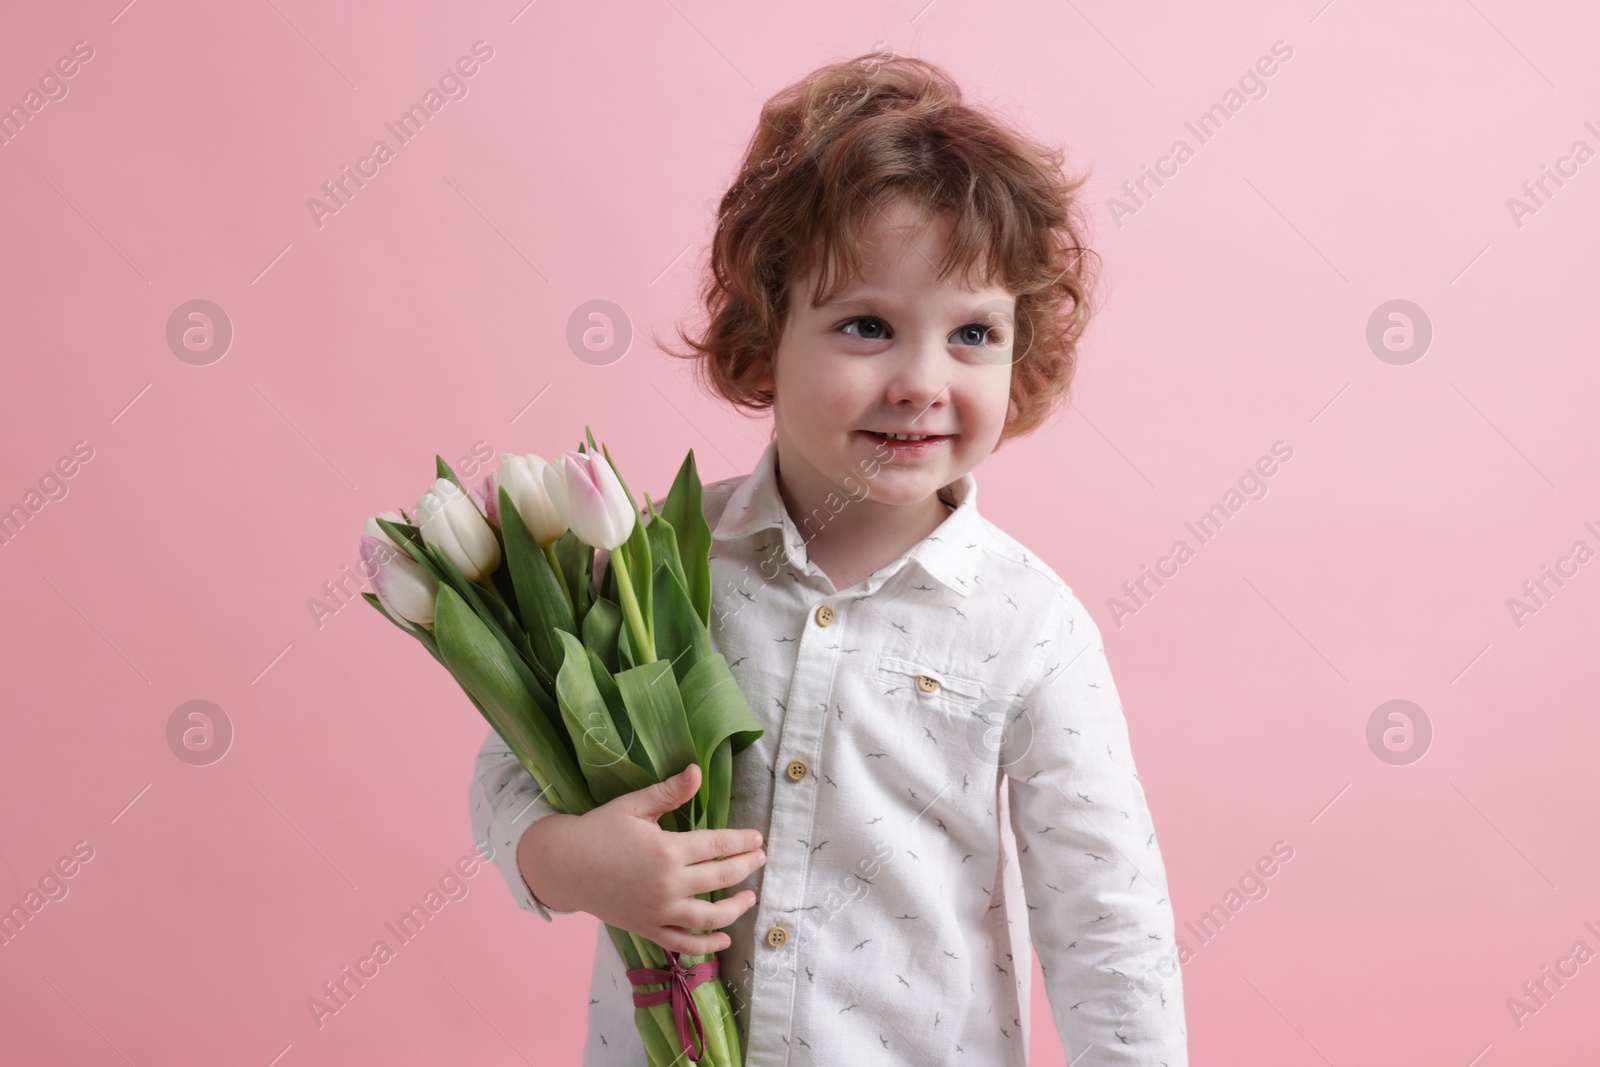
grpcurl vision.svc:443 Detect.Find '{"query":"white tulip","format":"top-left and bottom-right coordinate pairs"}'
top-left (497, 453), bottom-right (569, 547)
top-left (415, 477), bottom-right (502, 581)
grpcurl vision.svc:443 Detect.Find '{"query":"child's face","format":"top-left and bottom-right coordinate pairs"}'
top-left (754, 199), bottom-right (1015, 511)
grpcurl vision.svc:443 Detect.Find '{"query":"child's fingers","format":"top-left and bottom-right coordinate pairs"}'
top-left (655, 922), bottom-right (735, 956)
top-left (680, 826), bottom-right (764, 864)
top-left (624, 764), bottom-right (700, 820)
top-left (683, 848), bottom-right (766, 897)
top-left (669, 892), bottom-right (757, 940)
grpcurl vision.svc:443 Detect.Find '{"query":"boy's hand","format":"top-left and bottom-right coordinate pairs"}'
top-left (516, 762), bottom-right (766, 955)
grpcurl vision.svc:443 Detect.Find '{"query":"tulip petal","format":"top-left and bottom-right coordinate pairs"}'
top-left (363, 511), bottom-right (406, 552)
top-left (418, 478), bottom-right (501, 581)
top-left (550, 449), bottom-right (636, 551)
top-left (503, 453), bottom-right (568, 548)
top-left (366, 535), bottom-right (440, 626)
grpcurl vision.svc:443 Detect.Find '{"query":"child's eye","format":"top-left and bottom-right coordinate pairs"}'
top-left (840, 316), bottom-right (889, 340)
top-left (954, 323), bottom-right (1005, 347)
top-left (953, 321), bottom-right (992, 347)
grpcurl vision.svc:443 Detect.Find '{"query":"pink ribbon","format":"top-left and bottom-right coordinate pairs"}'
top-left (626, 950), bottom-right (720, 1062)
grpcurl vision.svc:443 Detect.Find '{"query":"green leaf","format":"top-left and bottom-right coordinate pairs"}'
top-left (625, 514), bottom-right (652, 652)
top-left (586, 646), bottom-right (638, 769)
top-left (434, 585), bottom-right (595, 815)
top-left (427, 540), bottom-right (571, 765)
top-left (487, 552), bottom-right (518, 610)
top-left (615, 597), bottom-right (639, 672)
top-left (499, 485), bottom-right (577, 681)
top-left (614, 659), bottom-right (698, 815)
top-left (373, 518), bottom-right (426, 553)
top-left (581, 595), bottom-right (623, 675)
top-left (661, 449), bottom-right (712, 629)
top-left (555, 529), bottom-right (594, 627)
top-left (644, 502), bottom-right (689, 600)
top-left (435, 454), bottom-right (467, 495)
top-left (469, 573), bottom-right (537, 675)
top-left (678, 652), bottom-right (764, 828)
top-left (552, 631), bottom-right (657, 806)
top-left (649, 533), bottom-right (711, 686)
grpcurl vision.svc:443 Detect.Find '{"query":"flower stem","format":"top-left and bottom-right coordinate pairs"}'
top-left (628, 932), bottom-right (682, 1065)
top-left (608, 548), bottom-right (655, 663)
top-left (542, 542), bottom-right (574, 614)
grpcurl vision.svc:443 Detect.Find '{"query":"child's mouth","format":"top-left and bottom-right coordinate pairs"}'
top-left (861, 430), bottom-right (953, 456)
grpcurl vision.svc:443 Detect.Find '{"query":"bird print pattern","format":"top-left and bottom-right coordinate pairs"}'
top-left (468, 438), bottom-right (1188, 1065)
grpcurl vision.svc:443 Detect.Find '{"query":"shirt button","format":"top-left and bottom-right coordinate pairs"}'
top-left (814, 604), bottom-right (835, 627)
top-left (765, 925), bottom-right (789, 948)
top-left (785, 758), bottom-right (808, 781)
top-left (917, 674), bottom-right (940, 693)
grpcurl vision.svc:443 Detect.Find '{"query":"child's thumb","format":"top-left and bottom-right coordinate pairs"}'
top-left (634, 763), bottom-right (699, 818)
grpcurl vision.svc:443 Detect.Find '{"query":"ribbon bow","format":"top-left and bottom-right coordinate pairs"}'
top-left (626, 950), bottom-right (721, 1062)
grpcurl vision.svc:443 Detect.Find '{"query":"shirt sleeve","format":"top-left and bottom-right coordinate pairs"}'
top-left (1002, 591), bottom-right (1188, 1065)
top-left (467, 722), bottom-right (576, 923)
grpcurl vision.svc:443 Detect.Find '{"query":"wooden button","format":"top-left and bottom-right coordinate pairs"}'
top-left (765, 925), bottom-right (788, 948)
top-left (814, 604), bottom-right (835, 627)
top-left (785, 758), bottom-right (808, 781)
top-left (917, 674), bottom-right (940, 693)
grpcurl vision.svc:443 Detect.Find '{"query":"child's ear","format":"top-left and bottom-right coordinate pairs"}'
top-left (750, 351), bottom-right (776, 394)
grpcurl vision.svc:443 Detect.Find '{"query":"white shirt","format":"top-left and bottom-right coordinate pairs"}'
top-left (469, 438), bottom-right (1188, 1064)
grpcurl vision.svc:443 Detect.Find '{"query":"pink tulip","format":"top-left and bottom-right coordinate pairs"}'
top-left (472, 473), bottom-right (498, 525)
top-left (542, 450), bottom-right (635, 550)
top-left (363, 510), bottom-right (406, 551)
top-left (362, 535), bottom-right (439, 627)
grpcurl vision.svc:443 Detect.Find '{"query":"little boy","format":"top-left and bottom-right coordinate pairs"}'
top-left (470, 51), bottom-right (1187, 1065)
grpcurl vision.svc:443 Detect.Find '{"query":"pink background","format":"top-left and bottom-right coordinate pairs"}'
top-left (3, 0), bottom-right (1597, 1063)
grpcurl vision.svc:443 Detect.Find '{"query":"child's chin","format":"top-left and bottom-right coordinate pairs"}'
top-left (864, 470), bottom-right (944, 499)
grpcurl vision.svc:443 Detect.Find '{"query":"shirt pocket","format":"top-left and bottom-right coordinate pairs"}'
top-left (876, 654), bottom-right (985, 718)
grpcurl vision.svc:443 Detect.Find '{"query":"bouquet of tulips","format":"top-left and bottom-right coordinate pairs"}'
top-left (359, 427), bottom-right (762, 1065)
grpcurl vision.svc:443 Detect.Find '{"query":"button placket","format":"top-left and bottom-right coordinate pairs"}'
top-left (743, 597), bottom-right (839, 1060)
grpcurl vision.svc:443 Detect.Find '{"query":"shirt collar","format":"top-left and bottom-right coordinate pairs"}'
top-left (712, 438), bottom-right (981, 598)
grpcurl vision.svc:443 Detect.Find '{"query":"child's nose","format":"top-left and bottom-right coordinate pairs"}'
top-left (885, 375), bottom-right (953, 414)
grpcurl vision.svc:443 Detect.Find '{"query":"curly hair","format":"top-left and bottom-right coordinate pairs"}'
top-left (657, 49), bottom-right (1101, 449)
